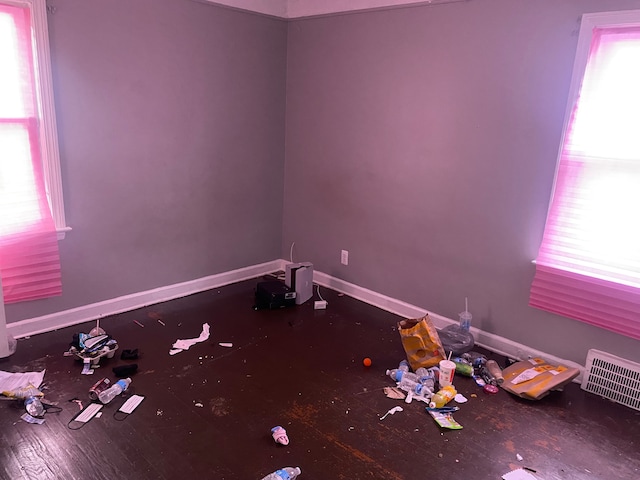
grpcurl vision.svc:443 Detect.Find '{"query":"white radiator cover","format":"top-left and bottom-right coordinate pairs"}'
top-left (581, 349), bottom-right (640, 411)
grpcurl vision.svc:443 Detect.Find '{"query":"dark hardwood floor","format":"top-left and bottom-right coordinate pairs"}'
top-left (1, 277), bottom-right (639, 479)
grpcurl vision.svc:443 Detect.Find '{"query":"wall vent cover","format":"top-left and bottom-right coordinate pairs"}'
top-left (581, 349), bottom-right (640, 411)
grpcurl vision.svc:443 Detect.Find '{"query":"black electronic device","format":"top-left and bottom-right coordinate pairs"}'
top-left (254, 281), bottom-right (296, 310)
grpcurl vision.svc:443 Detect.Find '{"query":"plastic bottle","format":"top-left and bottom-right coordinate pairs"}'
top-left (485, 360), bottom-right (504, 385)
top-left (429, 385), bottom-right (457, 408)
top-left (24, 396), bottom-right (45, 417)
top-left (453, 361), bottom-right (474, 377)
top-left (261, 467), bottom-right (302, 480)
top-left (98, 378), bottom-right (131, 404)
top-left (480, 366), bottom-right (497, 386)
top-left (414, 367), bottom-right (436, 392)
top-left (386, 368), bottom-right (420, 383)
top-left (398, 360), bottom-right (410, 372)
top-left (396, 375), bottom-right (420, 393)
top-left (414, 382), bottom-right (434, 399)
top-left (462, 351), bottom-right (487, 368)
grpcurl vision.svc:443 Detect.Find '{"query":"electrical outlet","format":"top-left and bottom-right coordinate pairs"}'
top-left (341, 250), bottom-right (349, 265)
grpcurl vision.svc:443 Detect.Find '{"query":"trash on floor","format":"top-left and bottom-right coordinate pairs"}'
top-left (24, 395), bottom-right (45, 417)
top-left (114, 395), bottom-right (145, 421)
top-left (68, 403), bottom-right (103, 430)
top-left (2, 382), bottom-right (44, 400)
top-left (0, 369), bottom-right (46, 395)
top-left (98, 378), bottom-right (131, 404)
top-left (397, 315), bottom-right (446, 370)
top-left (261, 467), bottom-right (301, 480)
top-left (427, 410), bottom-right (463, 430)
top-left (385, 360), bottom-right (437, 404)
top-left (501, 358), bottom-right (580, 400)
top-left (454, 393), bottom-right (468, 403)
top-left (502, 468), bottom-right (540, 480)
top-left (169, 323), bottom-right (210, 355)
top-left (121, 349), bottom-right (139, 360)
top-left (430, 385), bottom-right (457, 408)
top-left (379, 406), bottom-right (403, 420)
top-left (65, 330), bottom-right (119, 370)
top-left (88, 378), bottom-right (112, 401)
top-left (383, 386), bottom-right (406, 400)
top-left (271, 425), bottom-right (290, 445)
top-left (113, 364), bottom-right (138, 378)
top-left (438, 324), bottom-right (475, 357)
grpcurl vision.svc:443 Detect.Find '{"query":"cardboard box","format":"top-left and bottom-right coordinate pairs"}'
top-left (501, 357), bottom-right (580, 400)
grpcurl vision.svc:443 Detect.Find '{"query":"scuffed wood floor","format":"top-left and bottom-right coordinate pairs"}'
top-left (1, 278), bottom-right (639, 479)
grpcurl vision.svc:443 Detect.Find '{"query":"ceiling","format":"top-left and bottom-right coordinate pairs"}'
top-left (204, 0), bottom-right (468, 19)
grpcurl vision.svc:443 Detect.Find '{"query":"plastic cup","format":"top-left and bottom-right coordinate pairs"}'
top-left (439, 359), bottom-right (456, 387)
top-left (459, 311), bottom-right (472, 331)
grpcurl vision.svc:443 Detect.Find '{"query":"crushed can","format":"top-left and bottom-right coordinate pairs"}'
top-left (89, 377), bottom-right (111, 401)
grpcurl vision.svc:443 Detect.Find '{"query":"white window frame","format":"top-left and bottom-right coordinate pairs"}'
top-left (2, 0), bottom-right (69, 239)
top-left (530, 9), bottom-right (640, 338)
top-left (553, 8), bottom-right (640, 195)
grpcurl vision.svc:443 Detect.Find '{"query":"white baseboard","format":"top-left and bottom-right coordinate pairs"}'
top-left (7, 258), bottom-right (583, 381)
top-left (313, 269), bottom-right (585, 382)
top-left (7, 260), bottom-right (284, 340)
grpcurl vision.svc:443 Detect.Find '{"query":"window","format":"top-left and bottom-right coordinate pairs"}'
top-left (0, 0), bottom-right (63, 303)
top-left (530, 10), bottom-right (640, 340)
top-left (0, 0), bottom-right (67, 238)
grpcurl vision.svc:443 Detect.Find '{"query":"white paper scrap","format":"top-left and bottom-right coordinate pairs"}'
top-left (219, 342), bottom-right (233, 348)
top-left (0, 370), bottom-right (46, 393)
top-left (512, 368), bottom-right (542, 385)
top-left (169, 323), bottom-right (210, 355)
top-left (454, 394), bottom-right (468, 403)
top-left (502, 468), bottom-right (538, 480)
top-left (81, 359), bottom-right (94, 375)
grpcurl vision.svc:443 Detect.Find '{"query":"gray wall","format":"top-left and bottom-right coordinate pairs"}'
top-left (283, 0), bottom-right (640, 365)
top-left (7, 0), bottom-right (288, 321)
top-left (7, 0), bottom-right (638, 367)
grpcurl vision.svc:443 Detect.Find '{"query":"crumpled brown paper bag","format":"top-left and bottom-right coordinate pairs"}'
top-left (398, 315), bottom-right (446, 370)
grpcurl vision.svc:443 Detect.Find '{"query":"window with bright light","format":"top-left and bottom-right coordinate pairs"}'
top-left (530, 10), bottom-right (640, 340)
top-left (0, 0), bottom-right (67, 238)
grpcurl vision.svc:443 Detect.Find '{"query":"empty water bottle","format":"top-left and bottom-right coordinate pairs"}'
top-left (397, 375), bottom-right (420, 393)
top-left (386, 368), bottom-right (420, 383)
top-left (261, 466), bottom-right (302, 480)
top-left (414, 367), bottom-right (436, 392)
top-left (414, 382), bottom-right (434, 399)
top-left (398, 360), bottom-right (410, 372)
top-left (98, 378), bottom-right (131, 404)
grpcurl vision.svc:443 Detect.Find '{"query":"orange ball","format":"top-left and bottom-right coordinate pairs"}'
top-left (363, 357), bottom-right (372, 367)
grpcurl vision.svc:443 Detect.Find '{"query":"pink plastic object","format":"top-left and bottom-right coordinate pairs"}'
top-left (271, 426), bottom-right (289, 445)
top-left (484, 384), bottom-right (499, 395)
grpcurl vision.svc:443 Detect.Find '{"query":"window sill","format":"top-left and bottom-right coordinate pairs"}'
top-left (57, 226), bottom-right (72, 241)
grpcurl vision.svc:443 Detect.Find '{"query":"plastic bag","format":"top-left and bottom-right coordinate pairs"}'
top-left (438, 324), bottom-right (474, 356)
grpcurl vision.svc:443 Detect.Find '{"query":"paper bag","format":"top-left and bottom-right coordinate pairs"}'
top-left (398, 315), bottom-right (446, 370)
